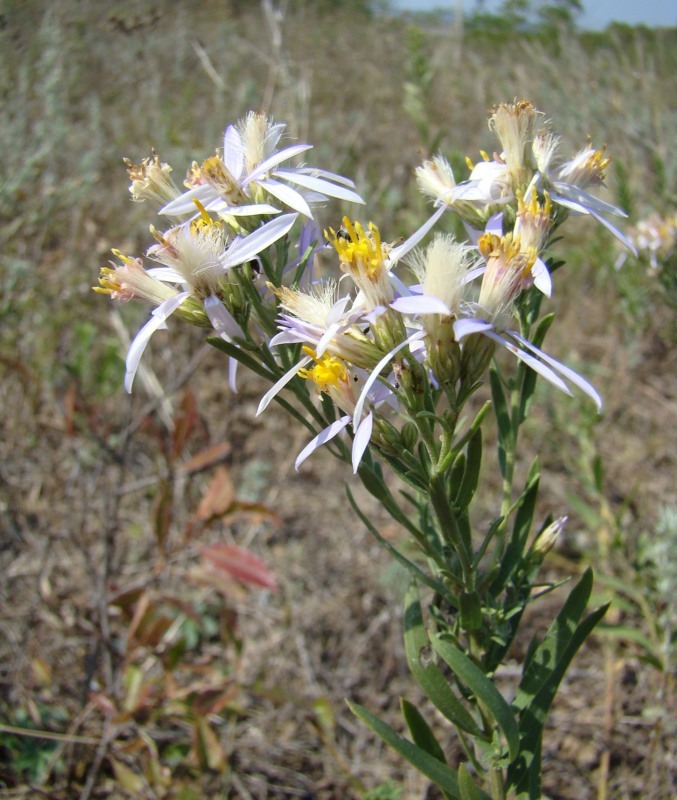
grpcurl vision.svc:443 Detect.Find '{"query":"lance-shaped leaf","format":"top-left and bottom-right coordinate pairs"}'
top-left (404, 585), bottom-right (485, 739)
top-left (507, 568), bottom-right (609, 796)
top-left (348, 488), bottom-right (448, 596)
top-left (517, 313), bottom-right (555, 423)
top-left (489, 368), bottom-right (512, 479)
top-left (348, 701), bottom-right (471, 800)
top-left (455, 428), bottom-right (483, 510)
top-left (489, 463), bottom-right (540, 597)
top-left (458, 764), bottom-right (484, 800)
top-left (401, 698), bottom-right (447, 766)
top-left (432, 636), bottom-right (520, 763)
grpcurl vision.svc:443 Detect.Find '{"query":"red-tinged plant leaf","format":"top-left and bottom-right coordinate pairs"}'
top-left (136, 614), bottom-right (174, 648)
top-left (186, 565), bottom-right (249, 600)
top-left (224, 500), bottom-right (283, 526)
top-left (172, 389), bottom-right (199, 461)
top-left (152, 479), bottom-right (173, 549)
top-left (159, 594), bottom-right (203, 625)
top-left (110, 757), bottom-right (146, 793)
top-left (180, 440), bottom-right (232, 474)
top-left (91, 693), bottom-right (117, 716)
top-left (196, 467), bottom-right (236, 520)
top-left (189, 685), bottom-right (239, 717)
top-left (192, 717), bottom-right (227, 773)
top-left (126, 592), bottom-right (152, 649)
top-left (202, 543), bottom-right (279, 591)
top-left (109, 584), bottom-right (145, 618)
top-left (63, 383), bottom-right (77, 436)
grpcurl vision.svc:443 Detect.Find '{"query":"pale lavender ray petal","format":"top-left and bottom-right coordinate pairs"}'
top-left (549, 192), bottom-right (590, 216)
top-left (511, 332), bottom-right (603, 411)
top-left (274, 170), bottom-right (365, 204)
top-left (486, 331), bottom-right (573, 396)
top-left (256, 354), bottom-right (312, 416)
top-left (257, 178), bottom-right (313, 218)
top-left (352, 411), bottom-right (373, 473)
top-left (209, 201), bottom-right (281, 216)
top-left (269, 329), bottom-right (306, 347)
top-left (266, 122), bottom-right (287, 150)
top-left (146, 267), bottom-right (187, 283)
top-left (462, 265), bottom-right (486, 285)
top-left (388, 205), bottom-right (446, 263)
top-left (228, 357), bottom-right (239, 394)
top-left (222, 124), bottom-right (245, 179)
top-left (352, 330), bottom-right (426, 427)
top-left (124, 291), bottom-right (191, 393)
top-left (531, 257), bottom-right (552, 297)
top-left (243, 144), bottom-right (313, 186)
top-left (550, 182), bottom-right (627, 218)
top-left (316, 322), bottom-right (340, 357)
top-left (391, 295), bottom-right (452, 316)
top-left (295, 416), bottom-right (351, 470)
top-left (160, 184), bottom-right (216, 216)
top-left (453, 318), bottom-right (494, 339)
top-left (486, 212), bottom-right (504, 236)
top-left (221, 213), bottom-right (298, 268)
top-left (203, 294), bottom-right (242, 339)
top-left (389, 271), bottom-right (414, 299)
top-left (326, 295), bottom-right (352, 324)
top-left (296, 167), bottom-right (357, 188)
top-left (589, 209), bottom-right (638, 255)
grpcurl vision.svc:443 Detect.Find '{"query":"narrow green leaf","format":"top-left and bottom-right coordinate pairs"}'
top-left (458, 764), bottom-right (483, 800)
top-left (432, 636), bottom-right (520, 762)
top-left (448, 453), bottom-right (466, 497)
top-left (489, 472), bottom-right (540, 597)
top-left (206, 336), bottom-right (275, 381)
top-left (348, 701), bottom-right (471, 799)
top-left (597, 625), bottom-right (664, 671)
top-left (401, 698), bottom-right (447, 764)
top-left (404, 586), bottom-right (485, 738)
top-left (513, 568), bottom-right (593, 711)
top-left (347, 488), bottom-right (448, 597)
top-left (455, 429), bottom-right (482, 510)
top-left (508, 603), bottom-right (608, 794)
top-left (490, 369), bottom-right (512, 478)
top-left (518, 313), bottom-right (554, 422)
top-left (459, 592), bottom-right (483, 631)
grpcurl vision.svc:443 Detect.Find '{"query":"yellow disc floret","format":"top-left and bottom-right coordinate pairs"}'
top-left (298, 347), bottom-right (349, 393)
top-left (327, 217), bottom-right (386, 280)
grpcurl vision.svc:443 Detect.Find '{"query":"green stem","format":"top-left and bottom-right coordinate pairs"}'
top-left (428, 473), bottom-right (474, 590)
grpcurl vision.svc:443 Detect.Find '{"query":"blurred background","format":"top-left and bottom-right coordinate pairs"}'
top-left (0, 1), bottom-right (675, 797)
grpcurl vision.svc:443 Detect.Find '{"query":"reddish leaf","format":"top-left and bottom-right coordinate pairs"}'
top-left (202, 543), bottom-right (279, 591)
top-left (196, 467), bottom-right (235, 520)
top-left (63, 383), bottom-right (77, 436)
top-left (192, 717), bottom-right (227, 773)
top-left (152, 479), bottom-right (173, 549)
top-left (180, 440), bottom-right (232, 474)
top-left (171, 389), bottom-right (199, 461)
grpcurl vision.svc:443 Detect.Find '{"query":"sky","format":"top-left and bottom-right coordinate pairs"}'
top-left (387, 0), bottom-right (677, 30)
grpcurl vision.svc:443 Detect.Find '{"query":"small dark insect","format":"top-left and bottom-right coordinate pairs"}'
top-left (336, 228), bottom-right (351, 241)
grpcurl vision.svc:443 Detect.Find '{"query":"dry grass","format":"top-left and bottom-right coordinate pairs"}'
top-left (0, 2), bottom-right (675, 798)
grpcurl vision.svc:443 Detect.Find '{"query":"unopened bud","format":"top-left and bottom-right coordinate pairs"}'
top-left (531, 516), bottom-right (567, 558)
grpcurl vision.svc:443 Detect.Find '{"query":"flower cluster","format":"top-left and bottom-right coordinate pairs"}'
top-left (99, 101), bottom-right (630, 470)
top-left (616, 210), bottom-right (677, 271)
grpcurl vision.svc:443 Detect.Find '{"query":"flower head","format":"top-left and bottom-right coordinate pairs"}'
top-left (125, 151), bottom-right (181, 209)
top-left (489, 100), bottom-right (542, 191)
top-left (161, 112), bottom-right (364, 222)
top-left (327, 217), bottom-right (394, 309)
top-left (147, 205), bottom-right (227, 298)
top-left (95, 251), bottom-right (178, 306)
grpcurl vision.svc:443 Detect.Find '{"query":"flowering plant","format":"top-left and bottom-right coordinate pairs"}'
top-left (98, 102), bottom-right (632, 798)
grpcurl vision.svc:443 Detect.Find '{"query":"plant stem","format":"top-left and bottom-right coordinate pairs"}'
top-left (428, 473), bottom-right (474, 590)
